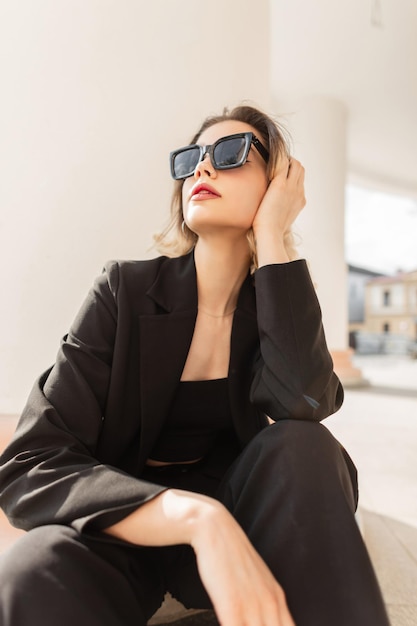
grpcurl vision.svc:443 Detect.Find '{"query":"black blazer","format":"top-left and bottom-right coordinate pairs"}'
top-left (0, 252), bottom-right (343, 534)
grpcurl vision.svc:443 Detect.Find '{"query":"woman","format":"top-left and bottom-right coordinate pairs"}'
top-left (0, 105), bottom-right (389, 626)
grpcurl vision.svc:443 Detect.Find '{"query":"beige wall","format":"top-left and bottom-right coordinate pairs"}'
top-left (274, 96), bottom-right (348, 351)
top-left (0, 0), bottom-right (271, 413)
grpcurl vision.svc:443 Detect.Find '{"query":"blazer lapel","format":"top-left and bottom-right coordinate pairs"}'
top-left (137, 253), bottom-right (198, 468)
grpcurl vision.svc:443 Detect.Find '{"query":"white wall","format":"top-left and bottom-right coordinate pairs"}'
top-left (274, 96), bottom-right (348, 351)
top-left (0, 0), bottom-right (270, 413)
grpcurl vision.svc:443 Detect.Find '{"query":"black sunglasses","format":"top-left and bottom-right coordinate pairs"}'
top-left (170, 132), bottom-right (269, 180)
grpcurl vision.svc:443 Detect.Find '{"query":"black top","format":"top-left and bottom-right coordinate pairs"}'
top-left (149, 378), bottom-right (233, 462)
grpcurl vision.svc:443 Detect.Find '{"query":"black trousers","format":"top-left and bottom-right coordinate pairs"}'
top-left (0, 421), bottom-right (390, 626)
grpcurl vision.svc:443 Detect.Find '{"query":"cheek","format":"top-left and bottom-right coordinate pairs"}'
top-left (241, 180), bottom-right (268, 215)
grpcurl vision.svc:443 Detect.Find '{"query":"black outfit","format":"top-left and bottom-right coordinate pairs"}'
top-left (149, 377), bottom-right (234, 462)
top-left (0, 252), bottom-right (389, 625)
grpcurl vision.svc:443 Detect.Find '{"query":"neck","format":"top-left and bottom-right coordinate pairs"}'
top-left (194, 236), bottom-right (251, 316)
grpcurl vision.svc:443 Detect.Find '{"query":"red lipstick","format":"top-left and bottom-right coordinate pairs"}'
top-left (190, 183), bottom-right (221, 201)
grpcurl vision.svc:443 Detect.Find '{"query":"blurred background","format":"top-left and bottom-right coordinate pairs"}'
top-left (0, 2), bottom-right (416, 622)
top-left (0, 0), bottom-right (416, 410)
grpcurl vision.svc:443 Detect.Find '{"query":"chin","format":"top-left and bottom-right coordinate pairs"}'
top-left (191, 223), bottom-right (254, 239)
top-left (186, 207), bottom-right (255, 235)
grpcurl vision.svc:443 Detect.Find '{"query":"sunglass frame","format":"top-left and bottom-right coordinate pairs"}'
top-left (170, 132), bottom-right (269, 180)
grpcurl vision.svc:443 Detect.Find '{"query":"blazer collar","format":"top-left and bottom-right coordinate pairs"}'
top-left (146, 250), bottom-right (257, 317)
top-left (146, 251), bottom-right (198, 313)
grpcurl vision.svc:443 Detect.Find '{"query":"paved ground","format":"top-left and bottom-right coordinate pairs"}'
top-left (0, 353), bottom-right (416, 624)
top-left (326, 354), bottom-right (417, 626)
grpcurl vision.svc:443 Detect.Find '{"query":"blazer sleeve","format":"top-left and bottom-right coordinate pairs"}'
top-left (250, 260), bottom-right (344, 421)
top-left (0, 262), bottom-right (167, 534)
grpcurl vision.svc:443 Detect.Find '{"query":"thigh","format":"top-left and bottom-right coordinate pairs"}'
top-left (214, 421), bottom-right (389, 626)
top-left (217, 419), bottom-right (358, 513)
top-left (0, 525), bottom-right (166, 626)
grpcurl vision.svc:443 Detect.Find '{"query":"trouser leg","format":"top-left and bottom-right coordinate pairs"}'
top-left (0, 525), bottom-right (166, 626)
top-left (217, 420), bottom-right (390, 626)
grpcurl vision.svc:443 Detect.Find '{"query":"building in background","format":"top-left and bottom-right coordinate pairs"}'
top-left (348, 265), bottom-right (384, 335)
top-left (350, 268), bottom-right (417, 354)
top-left (366, 270), bottom-right (417, 336)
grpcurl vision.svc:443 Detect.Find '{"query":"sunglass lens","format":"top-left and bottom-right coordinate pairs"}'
top-left (173, 147), bottom-right (200, 179)
top-left (213, 137), bottom-right (247, 168)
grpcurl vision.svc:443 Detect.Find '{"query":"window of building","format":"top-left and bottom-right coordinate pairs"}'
top-left (383, 290), bottom-right (391, 306)
top-left (383, 323), bottom-right (390, 333)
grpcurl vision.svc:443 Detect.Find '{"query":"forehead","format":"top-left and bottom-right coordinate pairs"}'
top-left (196, 120), bottom-right (259, 146)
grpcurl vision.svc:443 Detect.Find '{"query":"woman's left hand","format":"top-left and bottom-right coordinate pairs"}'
top-left (253, 155), bottom-right (306, 236)
top-left (252, 156), bottom-right (306, 265)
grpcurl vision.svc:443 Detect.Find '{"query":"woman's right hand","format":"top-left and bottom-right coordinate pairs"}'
top-left (191, 497), bottom-right (295, 626)
top-left (105, 488), bottom-right (295, 625)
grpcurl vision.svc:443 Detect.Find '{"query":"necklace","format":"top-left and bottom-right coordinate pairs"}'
top-left (198, 307), bottom-right (236, 318)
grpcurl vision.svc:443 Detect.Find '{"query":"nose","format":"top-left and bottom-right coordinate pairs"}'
top-left (194, 151), bottom-right (216, 179)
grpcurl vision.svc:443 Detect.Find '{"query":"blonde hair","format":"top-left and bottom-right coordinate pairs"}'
top-left (154, 104), bottom-right (298, 269)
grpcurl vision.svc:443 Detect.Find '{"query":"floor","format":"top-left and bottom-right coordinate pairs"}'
top-left (1, 353), bottom-right (416, 625)
top-left (326, 354), bottom-right (417, 625)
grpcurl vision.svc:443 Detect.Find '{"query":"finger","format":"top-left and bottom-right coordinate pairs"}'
top-left (273, 153), bottom-right (291, 179)
top-left (287, 161), bottom-right (306, 190)
top-left (286, 157), bottom-right (301, 175)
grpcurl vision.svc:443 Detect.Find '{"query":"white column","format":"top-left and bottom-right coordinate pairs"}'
top-left (0, 0), bottom-right (271, 413)
top-left (275, 96), bottom-right (364, 385)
